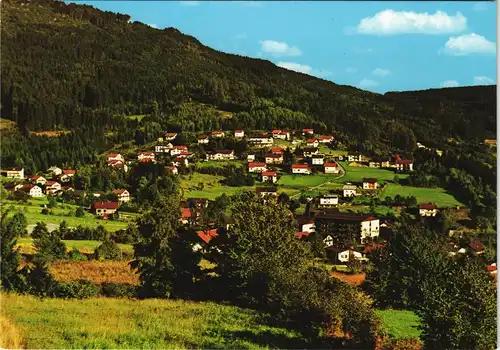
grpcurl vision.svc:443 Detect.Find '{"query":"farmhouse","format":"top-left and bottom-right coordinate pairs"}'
top-left (155, 144), bottom-right (173, 153)
top-left (234, 130), bottom-right (245, 138)
top-left (112, 189), bottom-right (130, 203)
top-left (310, 155), bottom-right (324, 165)
top-left (261, 171), bottom-right (278, 183)
top-left (108, 159), bottom-right (128, 171)
top-left (166, 166), bottom-right (178, 175)
top-left (395, 159), bottom-right (414, 172)
top-left (324, 162), bottom-right (340, 174)
top-left (256, 187), bottom-right (278, 197)
top-left (276, 131), bottom-right (290, 140)
top-left (303, 147), bottom-right (319, 157)
top-left (197, 135), bottom-right (209, 144)
top-left (107, 154), bottom-right (124, 163)
top-left (249, 134), bottom-right (273, 146)
top-left (137, 152), bottom-right (155, 162)
top-left (211, 131), bottom-right (225, 138)
top-left (247, 153), bottom-right (256, 162)
top-left (318, 194), bottom-right (339, 208)
top-left (342, 183), bottom-right (357, 197)
top-left (47, 166), bottom-right (62, 176)
top-left (302, 128), bottom-right (314, 135)
top-left (248, 162), bottom-right (267, 173)
top-left (265, 153), bottom-right (284, 164)
top-left (30, 175), bottom-right (47, 186)
top-left (60, 170), bottom-right (76, 183)
top-left (347, 154), bottom-right (363, 162)
top-left (315, 212), bottom-right (380, 244)
top-left (93, 201), bottom-right (119, 218)
top-left (319, 135), bottom-right (334, 143)
top-left (272, 129), bottom-right (282, 137)
top-left (292, 164), bottom-right (311, 174)
top-left (170, 145), bottom-right (188, 156)
top-left (306, 138), bottom-right (319, 148)
top-left (164, 132), bottom-right (178, 141)
top-left (419, 203), bottom-right (438, 217)
top-left (45, 181), bottom-right (62, 195)
top-left (16, 184), bottom-right (43, 197)
top-left (362, 178), bottom-right (378, 190)
top-left (206, 150), bottom-right (235, 161)
top-left (327, 247), bottom-right (363, 263)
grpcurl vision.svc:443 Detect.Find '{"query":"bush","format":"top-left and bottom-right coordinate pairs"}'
top-left (54, 280), bottom-right (99, 299)
top-left (41, 208), bottom-right (50, 215)
top-left (94, 240), bottom-right (122, 260)
top-left (75, 207), bottom-right (85, 217)
top-left (68, 249), bottom-right (88, 261)
top-left (100, 283), bottom-right (137, 298)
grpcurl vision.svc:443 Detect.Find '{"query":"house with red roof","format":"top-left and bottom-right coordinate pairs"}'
top-left (260, 171), bottom-right (278, 183)
top-left (487, 263), bottom-right (497, 276)
top-left (45, 181), bottom-right (62, 195)
top-left (180, 207), bottom-right (193, 225)
top-left (170, 145), bottom-right (188, 156)
top-left (93, 201), bottom-right (119, 218)
top-left (211, 131), bottom-right (225, 138)
top-left (302, 147), bottom-right (319, 157)
top-left (30, 175), bottom-right (47, 186)
top-left (112, 189), bottom-right (130, 203)
top-left (292, 164), bottom-right (311, 174)
top-left (468, 241), bottom-right (486, 256)
top-left (155, 144), bottom-right (173, 153)
top-left (248, 162), bottom-right (267, 173)
top-left (166, 166), bottom-right (178, 175)
top-left (272, 129), bottom-right (282, 136)
top-left (163, 132), bottom-right (178, 141)
top-left (319, 135), bottom-right (334, 143)
top-left (395, 159), bottom-right (414, 172)
top-left (206, 150), bottom-right (235, 161)
top-left (362, 178), bottom-right (378, 190)
top-left (16, 184), bottom-right (43, 197)
top-left (271, 147), bottom-right (285, 154)
top-left (302, 128), bottom-right (314, 136)
top-left (137, 152), bottom-right (155, 163)
top-left (234, 130), bottom-right (244, 138)
top-left (296, 231), bottom-right (310, 239)
top-left (276, 131), bottom-right (290, 140)
top-left (197, 135), bottom-right (209, 144)
top-left (306, 138), bottom-right (319, 148)
top-left (107, 154), bottom-right (124, 163)
top-left (419, 203), bottom-right (438, 217)
top-left (324, 162), bottom-right (340, 174)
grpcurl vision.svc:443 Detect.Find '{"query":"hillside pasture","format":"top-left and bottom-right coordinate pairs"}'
top-left (277, 174), bottom-right (339, 188)
top-left (380, 184), bottom-right (462, 207)
top-left (15, 238), bottom-right (133, 255)
top-left (50, 260), bottom-right (138, 285)
top-left (180, 173), bottom-right (256, 200)
top-left (376, 309), bottom-right (421, 340)
top-left (336, 162), bottom-right (408, 183)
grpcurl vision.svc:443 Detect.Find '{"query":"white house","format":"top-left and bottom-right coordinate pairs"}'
top-left (166, 166), bottom-right (178, 175)
top-left (342, 183), bottom-right (357, 197)
top-left (256, 187), bottom-right (278, 197)
top-left (47, 166), bottom-right (62, 176)
top-left (276, 131), bottom-right (290, 140)
top-left (315, 213), bottom-right (380, 244)
top-left (261, 171), bottom-right (278, 183)
top-left (362, 178), bottom-right (378, 190)
top-left (419, 203), bottom-right (438, 217)
top-left (107, 154), bottom-right (124, 163)
top-left (324, 162), bottom-right (340, 174)
top-left (302, 128), bottom-right (314, 136)
top-left (249, 135), bottom-right (273, 146)
top-left (292, 164), bottom-right (311, 174)
top-left (272, 130), bottom-right (282, 137)
top-left (45, 181), bottom-right (62, 195)
top-left (112, 189), bottom-right (130, 203)
top-left (137, 152), bottom-right (155, 162)
top-left (155, 144), bottom-right (173, 153)
top-left (206, 150), bottom-right (235, 161)
top-left (234, 130), bottom-right (245, 138)
top-left (248, 162), bottom-right (267, 173)
top-left (296, 216), bottom-right (316, 233)
top-left (395, 159), bottom-right (414, 172)
top-left (323, 235), bottom-right (334, 248)
top-left (247, 153), bottom-right (256, 162)
top-left (328, 248), bottom-right (364, 263)
top-left (163, 132), bottom-right (178, 141)
top-left (17, 184), bottom-right (43, 197)
top-left (30, 175), bottom-right (47, 186)
top-left (303, 148), bottom-right (319, 157)
top-left (4, 168), bottom-right (24, 179)
top-left (306, 138), bottom-right (319, 148)
top-left (265, 153), bottom-right (284, 164)
top-left (170, 146), bottom-right (188, 156)
top-left (197, 136), bottom-right (209, 144)
top-left (319, 136), bottom-right (334, 143)
top-left (318, 194), bottom-right (339, 208)
top-left (211, 131), bottom-right (225, 138)
top-left (310, 155), bottom-right (324, 165)
top-left (347, 154), bottom-right (363, 162)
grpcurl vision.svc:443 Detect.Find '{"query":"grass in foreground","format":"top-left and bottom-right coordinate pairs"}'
top-left (375, 309), bottom-right (421, 340)
top-left (16, 238), bottom-right (133, 255)
top-left (380, 184), bottom-right (462, 207)
top-left (1, 293), bottom-right (308, 349)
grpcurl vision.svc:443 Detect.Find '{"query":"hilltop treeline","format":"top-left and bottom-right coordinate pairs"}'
top-left (1, 0), bottom-right (496, 157)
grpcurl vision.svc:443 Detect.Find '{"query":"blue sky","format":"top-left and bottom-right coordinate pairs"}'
top-left (72, 1), bottom-right (497, 93)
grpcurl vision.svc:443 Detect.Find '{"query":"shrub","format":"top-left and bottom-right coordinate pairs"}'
top-left (94, 240), bottom-right (122, 260)
top-left (54, 280), bottom-right (99, 299)
top-left (75, 207), bottom-right (85, 217)
top-left (41, 208), bottom-right (50, 215)
top-left (68, 250), bottom-right (88, 261)
top-left (100, 283), bottom-right (137, 298)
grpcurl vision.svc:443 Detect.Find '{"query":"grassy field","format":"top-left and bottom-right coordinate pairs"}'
top-left (337, 162), bottom-right (408, 183)
top-left (196, 160), bottom-right (245, 169)
top-left (50, 260), bottom-right (138, 285)
top-left (380, 184), bottom-right (462, 207)
top-left (15, 238), bottom-right (133, 255)
top-left (180, 173), bottom-right (257, 200)
top-left (2, 198), bottom-right (130, 232)
top-left (277, 174), bottom-right (339, 188)
top-left (376, 309), bottom-right (421, 340)
top-left (1, 293), bottom-right (308, 349)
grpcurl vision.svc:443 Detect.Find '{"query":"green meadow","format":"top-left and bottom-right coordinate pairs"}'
top-left (336, 162), bottom-right (408, 183)
top-left (380, 184), bottom-right (462, 207)
top-left (15, 238), bottom-right (133, 254)
top-left (376, 309), bottom-right (421, 340)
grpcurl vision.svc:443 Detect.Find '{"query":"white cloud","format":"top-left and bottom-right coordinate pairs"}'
top-left (179, 1), bottom-right (200, 6)
top-left (355, 10), bottom-right (467, 35)
top-left (148, 24), bottom-right (158, 29)
top-left (442, 33), bottom-right (496, 55)
top-left (440, 80), bottom-right (460, 88)
top-left (276, 62), bottom-right (332, 78)
top-left (372, 68), bottom-right (391, 77)
top-left (473, 2), bottom-right (491, 12)
top-left (473, 76), bottom-right (495, 85)
top-left (346, 67), bottom-right (358, 73)
top-left (358, 78), bottom-right (379, 89)
top-left (260, 40), bottom-right (302, 57)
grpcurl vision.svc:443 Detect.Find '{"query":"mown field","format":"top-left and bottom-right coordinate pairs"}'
top-left (336, 162), bottom-right (408, 183)
top-left (380, 184), bottom-right (462, 207)
top-left (376, 309), bottom-right (421, 340)
top-left (1, 293), bottom-right (308, 349)
top-left (15, 238), bottom-right (133, 255)
top-left (276, 174), bottom-right (339, 188)
top-left (2, 198), bottom-right (131, 232)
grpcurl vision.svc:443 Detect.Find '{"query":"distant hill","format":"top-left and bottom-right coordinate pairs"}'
top-left (1, 0), bottom-right (496, 154)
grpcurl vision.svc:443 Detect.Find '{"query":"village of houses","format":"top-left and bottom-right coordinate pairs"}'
top-left (1, 127), bottom-right (494, 274)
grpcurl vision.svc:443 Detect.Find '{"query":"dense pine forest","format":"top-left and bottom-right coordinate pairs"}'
top-left (1, 0), bottom-right (496, 155)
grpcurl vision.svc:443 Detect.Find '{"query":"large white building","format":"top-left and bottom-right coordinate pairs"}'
top-left (315, 213), bottom-right (380, 244)
top-left (342, 183), bottom-right (357, 197)
top-left (292, 164), bottom-right (311, 174)
top-left (324, 162), bottom-right (340, 174)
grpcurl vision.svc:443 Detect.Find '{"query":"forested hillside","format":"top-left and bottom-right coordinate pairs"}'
top-left (1, 0), bottom-right (496, 157)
